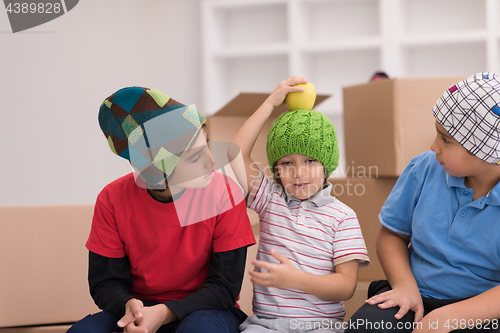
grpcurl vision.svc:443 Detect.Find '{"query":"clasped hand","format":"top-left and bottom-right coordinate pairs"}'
top-left (117, 299), bottom-right (175, 333)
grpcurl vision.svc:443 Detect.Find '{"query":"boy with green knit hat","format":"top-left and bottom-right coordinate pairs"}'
top-left (232, 76), bottom-right (370, 332)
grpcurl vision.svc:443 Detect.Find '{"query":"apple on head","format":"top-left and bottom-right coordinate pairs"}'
top-left (285, 82), bottom-right (316, 111)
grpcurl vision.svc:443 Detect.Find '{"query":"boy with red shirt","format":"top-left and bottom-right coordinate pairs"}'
top-left (67, 87), bottom-right (255, 333)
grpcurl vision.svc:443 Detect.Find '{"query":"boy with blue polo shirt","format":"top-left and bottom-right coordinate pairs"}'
top-left (346, 73), bottom-right (500, 333)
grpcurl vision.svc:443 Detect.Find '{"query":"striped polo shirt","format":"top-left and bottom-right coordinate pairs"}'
top-left (248, 171), bottom-right (370, 321)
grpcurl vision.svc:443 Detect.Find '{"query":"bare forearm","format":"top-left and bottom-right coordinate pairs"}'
top-left (231, 99), bottom-right (275, 158)
top-left (290, 270), bottom-right (357, 301)
top-left (425, 285), bottom-right (500, 330)
top-left (286, 260), bottom-right (359, 301)
top-left (376, 226), bottom-right (418, 290)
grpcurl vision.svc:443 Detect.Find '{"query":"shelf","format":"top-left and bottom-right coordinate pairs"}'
top-left (400, 0), bottom-right (486, 36)
top-left (402, 41), bottom-right (487, 77)
top-left (207, 1), bottom-right (288, 49)
top-left (400, 30), bottom-right (488, 47)
top-left (206, 0), bottom-right (287, 8)
top-left (299, 37), bottom-right (381, 53)
top-left (202, 0), bottom-right (499, 119)
top-left (300, 49), bottom-right (381, 112)
top-left (211, 54), bottom-right (289, 113)
top-left (212, 43), bottom-right (289, 59)
top-left (296, 0), bottom-right (380, 44)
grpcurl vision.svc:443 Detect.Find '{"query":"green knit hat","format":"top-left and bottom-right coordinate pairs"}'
top-left (267, 109), bottom-right (339, 175)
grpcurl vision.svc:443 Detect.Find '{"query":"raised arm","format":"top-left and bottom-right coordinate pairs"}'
top-left (231, 76), bottom-right (308, 193)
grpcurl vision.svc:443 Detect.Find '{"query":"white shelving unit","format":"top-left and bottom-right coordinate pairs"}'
top-left (201, 0), bottom-right (500, 171)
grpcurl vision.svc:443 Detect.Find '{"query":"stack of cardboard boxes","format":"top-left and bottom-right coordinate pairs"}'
top-left (333, 76), bottom-right (465, 318)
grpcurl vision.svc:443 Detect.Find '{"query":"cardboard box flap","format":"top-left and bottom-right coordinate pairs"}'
top-left (213, 92), bottom-right (330, 117)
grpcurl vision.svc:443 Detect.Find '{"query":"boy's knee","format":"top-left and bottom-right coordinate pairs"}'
top-left (345, 303), bottom-right (414, 333)
top-left (66, 311), bottom-right (120, 333)
top-left (177, 309), bottom-right (240, 333)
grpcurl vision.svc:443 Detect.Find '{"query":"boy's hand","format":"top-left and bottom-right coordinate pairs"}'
top-left (118, 299), bottom-right (178, 333)
top-left (249, 248), bottom-right (299, 289)
top-left (265, 76), bottom-right (309, 108)
top-left (118, 299), bottom-right (145, 331)
top-left (366, 286), bottom-right (424, 323)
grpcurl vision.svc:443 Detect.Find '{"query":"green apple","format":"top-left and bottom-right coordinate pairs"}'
top-left (285, 82), bottom-right (317, 111)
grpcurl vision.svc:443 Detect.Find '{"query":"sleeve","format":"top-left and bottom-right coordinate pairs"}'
top-left (212, 190), bottom-right (256, 253)
top-left (88, 251), bottom-right (134, 318)
top-left (86, 189), bottom-right (126, 258)
top-left (165, 246), bottom-right (247, 321)
top-left (333, 211), bottom-right (370, 267)
top-left (379, 154), bottom-right (427, 236)
top-left (247, 169), bottom-right (278, 217)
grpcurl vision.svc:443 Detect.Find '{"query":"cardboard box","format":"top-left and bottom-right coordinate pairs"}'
top-left (343, 77), bottom-right (466, 177)
top-left (0, 205), bottom-right (99, 328)
top-left (207, 92), bottom-right (329, 179)
top-left (0, 325), bottom-right (71, 333)
top-left (328, 177), bottom-right (398, 281)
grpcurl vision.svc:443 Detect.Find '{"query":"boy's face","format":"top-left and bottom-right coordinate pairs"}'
top-left (276, 154), bottom-right (325, 200)
top-left (430, 121), bottom-right (486, 178)
top-left (166, 127), bottom-right (215, 190)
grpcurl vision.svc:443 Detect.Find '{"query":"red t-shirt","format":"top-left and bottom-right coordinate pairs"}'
top-left (86, 172), bottom-right (255, 303)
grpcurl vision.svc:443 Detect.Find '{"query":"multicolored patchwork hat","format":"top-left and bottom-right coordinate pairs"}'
top-left (267, 109), bottom-right (339, 175)
top-left (433, 72), bottom-right (500, 164)
top-left (98, 87), bottom-right (206, 184)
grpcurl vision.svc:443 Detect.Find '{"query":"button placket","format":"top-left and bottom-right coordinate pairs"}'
top-left (298, 203), bottom-right (305, 221)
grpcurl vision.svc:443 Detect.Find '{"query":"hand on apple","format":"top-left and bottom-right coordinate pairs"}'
top-left (285, 82), bottom-right (316, 111)
top-left (265, 76), bottom-right (309, 108)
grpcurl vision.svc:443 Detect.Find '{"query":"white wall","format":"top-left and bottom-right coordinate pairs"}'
top-left (0, 0), bottom-right (202, 206)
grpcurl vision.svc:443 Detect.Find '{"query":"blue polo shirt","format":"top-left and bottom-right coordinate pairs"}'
top-left (379, 151), bottom-right (500, 300)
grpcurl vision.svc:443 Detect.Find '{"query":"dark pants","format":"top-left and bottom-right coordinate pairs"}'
top-left (66, 301), bottom-right (247, 333)
top-left (345, 280), bottom-right (500, 333)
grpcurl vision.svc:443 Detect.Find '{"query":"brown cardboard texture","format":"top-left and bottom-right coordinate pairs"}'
top-left (207, 92), bottom-right (329, 179)
top-left (328, 177), bottom-right (398, 281)
top-left (0, 326), bottom-right (71, 333)
top-left (0, 205), bottom-right (99, 328)
top-left (343, 77), bottom-right (466, 177)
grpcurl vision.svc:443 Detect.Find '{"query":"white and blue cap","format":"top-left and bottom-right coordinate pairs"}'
top-left (432, 72), bottom-right (500, 164)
